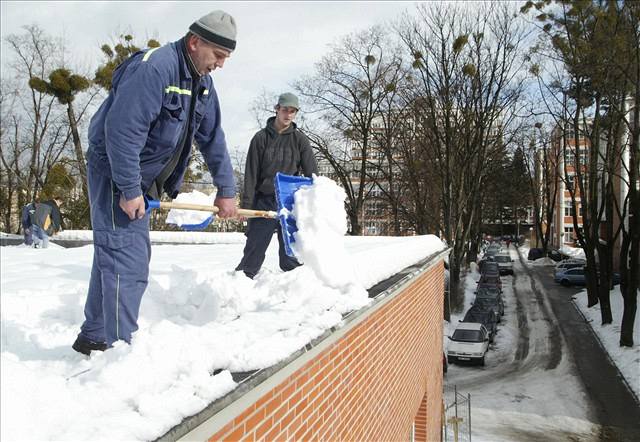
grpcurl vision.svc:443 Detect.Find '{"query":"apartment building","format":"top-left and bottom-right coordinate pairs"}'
top-left (548, 124), bottom-right (588, 248)
top-left (540, 103), bottom-right (635, 268)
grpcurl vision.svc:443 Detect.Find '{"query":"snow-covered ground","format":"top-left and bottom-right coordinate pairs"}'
top-left (573, 287), bottom-right (640, 400)
top-left (1, 180), bottom-right (452, 440)
top-left (443, 244), bottom-right (639, 442)
top-left (519, 244), bottom-right (640, 400)
top-left (1, 233), bottom-right (445, 441)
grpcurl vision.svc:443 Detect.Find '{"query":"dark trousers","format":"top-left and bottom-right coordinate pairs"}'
top-left (235, 193), bottom-right (300, 278)
top-left (78, 165), bottom-right (151, 346)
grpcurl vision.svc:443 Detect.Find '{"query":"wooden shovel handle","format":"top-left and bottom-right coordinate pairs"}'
top-left (157, 201), bottom-right (277, 219)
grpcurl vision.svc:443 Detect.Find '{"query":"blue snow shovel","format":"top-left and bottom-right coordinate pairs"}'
top-left (144, 172), bottom-right (313, 257)
top-left (274, 172), bottom-right (314, 257)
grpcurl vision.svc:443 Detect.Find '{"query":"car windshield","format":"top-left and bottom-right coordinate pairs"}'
top-left (474, 298), bottom-right (496, 308)
top-left (476, 295), bottom-right (499, 304)
top-left (477, 284), bottom-right (500, 291)
top-left (465, 313), bottom-right (489, 323)
top-left (481, 276), bottom-right (500, 283)
top-left (494, 256), bottom-right (510, 263)
top-left (476, 288), bottom-right (499, 297)
top-left (452, 329), bottom-right (482, 342)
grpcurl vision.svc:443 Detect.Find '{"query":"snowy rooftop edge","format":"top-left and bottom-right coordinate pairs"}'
top-left (158, 248), bottom-right (450, 441)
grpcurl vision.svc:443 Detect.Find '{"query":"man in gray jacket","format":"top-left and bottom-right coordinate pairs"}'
top-left (236, 93), bottom-right (318, 279)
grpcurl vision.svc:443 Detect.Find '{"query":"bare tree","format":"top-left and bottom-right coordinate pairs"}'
top-left (615, 2), bottom-right (639, 347)
top-left (525, 0), bottom-right (639, 328)
top-left (396, 2), bottom-right (530, 282)
top-left (527, 122), bottom-right (561, 254)
top-left (3, 26), bottom-right (64, 197)
top-left (0, 25), bottom-right (77, 231)
top-left (294, 26), bottom-right (403, 235)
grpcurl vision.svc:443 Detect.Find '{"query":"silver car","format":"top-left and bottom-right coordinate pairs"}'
top-left (493, 253), bottom-right (514, 275)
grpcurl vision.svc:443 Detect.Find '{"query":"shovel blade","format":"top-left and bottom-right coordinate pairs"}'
top-left (144, 197), bottom-right (215, 230)
top-left (274, 173), bottom-right (313, 257)
top-left (175, 215), bottom-right (214, 230)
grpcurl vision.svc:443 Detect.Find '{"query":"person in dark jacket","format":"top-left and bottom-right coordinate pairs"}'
top-left (21, 202), bottom-right (35, 246)
top-left (73, 10), bottom-right (238, 356)
top-left (31, 197), bottom-right (63, 249)
top-left (235, 93), bottom-right (318, 279)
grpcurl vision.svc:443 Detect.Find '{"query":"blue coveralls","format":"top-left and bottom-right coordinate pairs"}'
top-left (78, 39), bottom-right (236, 346)
top-left (81, 166), bottom-right (151, 344)
top-left (21, 203), bottom-right (34, 245)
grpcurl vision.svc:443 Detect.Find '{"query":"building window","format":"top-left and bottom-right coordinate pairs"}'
top-left (564, 203), bottom-right (575, 217)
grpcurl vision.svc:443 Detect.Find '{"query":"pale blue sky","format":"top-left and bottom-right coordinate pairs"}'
top-left (1, 1), bottom-right (419, 156)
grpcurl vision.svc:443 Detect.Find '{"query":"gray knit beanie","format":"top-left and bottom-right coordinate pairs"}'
top-left (189, 10), bottom-right (237, 51)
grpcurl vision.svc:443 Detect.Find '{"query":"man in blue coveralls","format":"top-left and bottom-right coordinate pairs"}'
top-left (73, 10), bottom-right (238, 355)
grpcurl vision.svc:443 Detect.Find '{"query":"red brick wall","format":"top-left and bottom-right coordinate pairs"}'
top-left (209, 260), bottom-right (444, 442)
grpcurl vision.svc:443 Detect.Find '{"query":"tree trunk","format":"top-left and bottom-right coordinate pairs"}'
top-left (620, 291), bottom-right (637, 347)
top-left (619, 234), bottom-right (637, 347)
top-left (348, 210), bottom-right (362, 236)
top-left (66, 104), bottom-right (88, 202)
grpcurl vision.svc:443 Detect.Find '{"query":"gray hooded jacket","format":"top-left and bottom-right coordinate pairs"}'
top-left (242, 116), bottom-right (318, 208)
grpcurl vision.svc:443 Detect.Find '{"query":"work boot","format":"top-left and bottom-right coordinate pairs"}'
top-left (72, 336), bottom-right (107, 356)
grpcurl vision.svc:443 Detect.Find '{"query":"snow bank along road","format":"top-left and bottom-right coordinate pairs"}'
top-left (444, 245), bottom-right (640, 442)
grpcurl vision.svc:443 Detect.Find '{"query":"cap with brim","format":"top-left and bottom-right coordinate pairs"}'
top-left (277, 93), bottom-right (300, 110)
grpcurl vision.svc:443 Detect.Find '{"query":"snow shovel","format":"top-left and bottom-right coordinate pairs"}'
top-left (144, 199), bottom-right (277, 230)
top-left (144, 171), bottom-right (313, 256)
top-left (274, 172), bottom-right (313, 257)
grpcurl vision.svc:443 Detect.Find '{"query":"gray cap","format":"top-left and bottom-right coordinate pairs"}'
top-left (277, 92), bottom-right (300, 110)
top-left (189, 10), bottom-right (237, 52)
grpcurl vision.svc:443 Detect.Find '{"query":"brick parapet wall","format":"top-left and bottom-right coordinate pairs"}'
top-left (181, 257), bottom-right (445, 442)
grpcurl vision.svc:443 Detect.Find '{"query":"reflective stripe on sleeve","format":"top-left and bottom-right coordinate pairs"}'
top-left (142, 47), bottom-right (160, 62)
top-left (165, 86), bottom-right (192, 95)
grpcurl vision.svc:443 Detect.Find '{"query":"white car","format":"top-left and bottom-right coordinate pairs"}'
top-left (447, 322), bottom-right (490, 366)
top-left (493, 253), bottom-right (514, 275)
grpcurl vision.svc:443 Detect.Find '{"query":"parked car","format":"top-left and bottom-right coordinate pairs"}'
top-left (471, 295), bottom-right (504, 322)
top-left (555, 267), bottom-right (621, 287)
top-left (528, 247), bottom-right (564, 262)
top-left (548, 249), bottom-right (563, 262)
top-left (480, 265), bottom-right (500, 279)
top-left (476, 281), bottom-right (503, 294)
top-left (462, 308), bottom-right (498, 342)
top-left (554, 267), bottom-right (586, 286)
top-left (555, 259), bottom-right (586, 271)
top-left (474, 288), bottom-right (505, 318)
top-left (485, 245), bottom-right (502, 257)
top-left (447, 323), bottom-right (490, 366)
top-left (478, 257), bottom-right (497, 273)
top-left (528, 248), bottom-right (544, 261)
top-left (479, 257), bottom-right (499, 270)
top-left (478, 274), bottom-right (502, 291)
top-left (493, 253), bottom-right (514, 275)
top-left (475, 285), bottom-right (502, 299)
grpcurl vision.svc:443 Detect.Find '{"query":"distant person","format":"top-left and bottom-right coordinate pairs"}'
top-left (72, 10), bottom-right (239, 356)
top-left (235, 92), bottom-right (318, 279)
top-left (21, 201), bottom-right (36, 246)
top-left (31, 197), bottom-right (63, 249)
